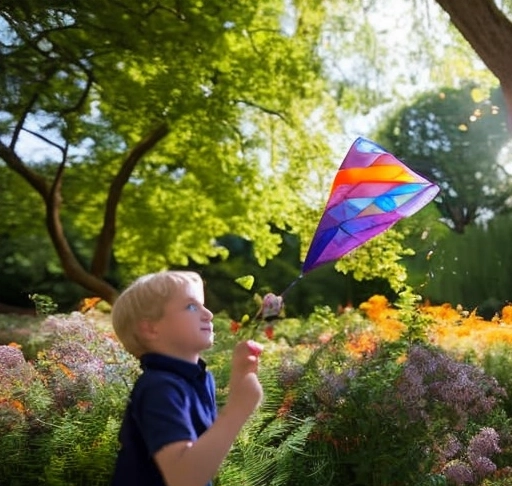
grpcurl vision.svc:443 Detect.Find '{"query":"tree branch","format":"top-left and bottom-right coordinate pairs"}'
top-left (90, 122), bottom-right (170, 276)
top-left (0, 140), bottom-right (50, 199)
top-left (233, 98), bottom-right (288, 123)
top-left (11, 92), bottom-right (40, 149)
top-left (61, 69), bottom-right (95, 115)
top-left (0, 138), bottom-right (120, 303)
top-left (21, 128), bottom-right (67, 152)
top-left (43, 144), bottom-right (120, 303)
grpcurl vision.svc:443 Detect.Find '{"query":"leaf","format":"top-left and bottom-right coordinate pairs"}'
top-left (235, 275), bottom-right (255, 291)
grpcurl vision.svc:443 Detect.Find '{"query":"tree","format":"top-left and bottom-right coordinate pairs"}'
top-left (375, 85), bottom-right (512, 233)
top-left (0, 0), bottom-right (339, 304)
top-left (435, 0), bottom-right (512, 130)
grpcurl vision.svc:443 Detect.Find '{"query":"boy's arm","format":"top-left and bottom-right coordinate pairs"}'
top-left (154, 341), bottom-right (263, 486)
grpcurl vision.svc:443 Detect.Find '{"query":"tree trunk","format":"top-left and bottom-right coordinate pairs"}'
top-left (435, 0), bottom-right (512, 130)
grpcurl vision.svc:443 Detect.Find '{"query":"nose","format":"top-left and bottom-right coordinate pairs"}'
top-left (202, 305), bottom-right (214, 321)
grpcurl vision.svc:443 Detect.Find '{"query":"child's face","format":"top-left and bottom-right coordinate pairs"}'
top-left (147, 281), bottom-right (214, 362)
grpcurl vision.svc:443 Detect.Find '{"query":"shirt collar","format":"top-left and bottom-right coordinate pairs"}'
top-left (140, 353), bottom-right (207, 380)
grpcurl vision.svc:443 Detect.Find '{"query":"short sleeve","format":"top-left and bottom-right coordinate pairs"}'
top-left (133, 378), bottom-right (196, 456)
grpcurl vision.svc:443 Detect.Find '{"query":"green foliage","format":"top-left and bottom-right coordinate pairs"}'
top-left (417, 213), bottom-right (512, 312)
top-left (0, 0), bottom-right (437, 310)
top-left (42, 395), bottom-right (125, 486)
top-left (235, 275), bottom-right (255, 291)
top-left (0, 0), bottom-right (342, 301)
top-left (274, 340), bottom-right (511, 485)
top-left (29, 294), bottom-right (59, 316)
top-left (0, 219), bottom-right (104, 312)
top-left (218, 301), bottom-right (512, 486)
top-left (272, 305), bottom-right (345, 346)
top-left (394, 289), bottom-right (434, 346)
top-left (218, 411), bottom-right (317, 486)
top-left (335, 227), bottom-right (414, 294)
top-left (197, 232), bottom-right (405, 320)
top-left (481, 344), bottom-right (512, 419)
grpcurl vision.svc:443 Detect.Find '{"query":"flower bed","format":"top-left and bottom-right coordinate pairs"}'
top-left (1, 296), bottom-right (512, 485)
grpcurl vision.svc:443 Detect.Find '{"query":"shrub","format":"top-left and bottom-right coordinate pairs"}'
top-left (0, 312), bottom-right (139, 486)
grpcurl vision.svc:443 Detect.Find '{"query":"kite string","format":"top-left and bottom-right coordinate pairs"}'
top-left (280, 273), bottom-right (303, 299)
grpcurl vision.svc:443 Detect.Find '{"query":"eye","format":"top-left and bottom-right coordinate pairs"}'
top-left (186, 303), bottom-right (199, 311)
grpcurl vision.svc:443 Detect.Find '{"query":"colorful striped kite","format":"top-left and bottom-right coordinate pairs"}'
top-left (301, 136), bottom-right (439, 274)
top-left (257, 137), bottom-right (439, 320)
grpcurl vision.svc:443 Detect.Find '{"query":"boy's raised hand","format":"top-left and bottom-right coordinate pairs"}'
top-left (226, 340), bottom-right (264, 418)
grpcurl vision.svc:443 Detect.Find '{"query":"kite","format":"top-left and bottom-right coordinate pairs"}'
top-left (301, 136), bottom-right (440, 274)
top-left (259, 136), bottom-right (439, 320)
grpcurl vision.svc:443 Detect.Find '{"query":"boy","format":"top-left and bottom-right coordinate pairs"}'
top-left (110, 270), bottom-right (263, 486)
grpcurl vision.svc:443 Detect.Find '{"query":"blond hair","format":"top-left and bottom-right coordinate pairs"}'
top-left (112, 271), bottom-right (203, 358)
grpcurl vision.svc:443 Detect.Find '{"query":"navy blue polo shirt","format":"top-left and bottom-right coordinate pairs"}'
top-left (111, 353), bottom-right (217, 486)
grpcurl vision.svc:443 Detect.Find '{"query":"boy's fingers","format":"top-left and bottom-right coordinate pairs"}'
top-left (246, 340), bottom-right (263, 357)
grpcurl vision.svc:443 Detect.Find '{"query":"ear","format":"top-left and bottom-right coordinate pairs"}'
top-left (137, 319), bottom-right (160, 341)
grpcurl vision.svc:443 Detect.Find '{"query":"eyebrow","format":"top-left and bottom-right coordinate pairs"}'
top-left (185, 297), bottom-right (203, 305)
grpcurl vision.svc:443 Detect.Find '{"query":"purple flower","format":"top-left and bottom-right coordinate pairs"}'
top-left (0, 345), bottom-right (25, 369)
top-left (0, 345), bottom-right (36, 392)
top-left (467, 427), bottom-right (500, 479)
top-left (439, 434), bottom-right (463, 461)
top-left (277, 361), bottom-right (304, 388)
top-left (41, 313), bottom-right (96, 342)
top-left (443, 460), bottom-right (474, 485)
top-left (48, 341), bottom-right (105, 381)
top-left (467, 427), bottom-right (500, 460)
top-left (315, 371), bottom-right (348, 407)
top-left (470, 456), bottom-right (497, 479)
top-left (395, 345), bottom-right (506, 428)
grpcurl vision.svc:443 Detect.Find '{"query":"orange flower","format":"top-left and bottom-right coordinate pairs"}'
top-left (359, 295), bottom-right (390, 320)
top-left (422, 302), bottom-right (460, 322)
top-left (7, 342), bottom-right (22, 350)
top-left (77, 400), bottom-right (92, 411)
top-left (501, 305), bottom-right (512, 324)
top-left (483, 328), bottom-right (512, 345)
top-left (0, 398), bottom-right (25, 414)
top-left (376, 318), bottom-right (406, 342)
top-left (264, 325), bottom-right (274, 340)
top-left (230, 320), bottom-right (241, 334)
top-left (345, 331), bottom-right (377, 358)
top-left (57, 363), bottom-right (76, 380)
top-left (465, 308), bottom-right (483, 324)
top-left (79, 297), bottom-right (102, 313)
top-left (359, 295), bottom-right (400, 323)
top-left (277, 391), bottom-right (295, 418)
top-left (11, 399), bottom-right (25, 413)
